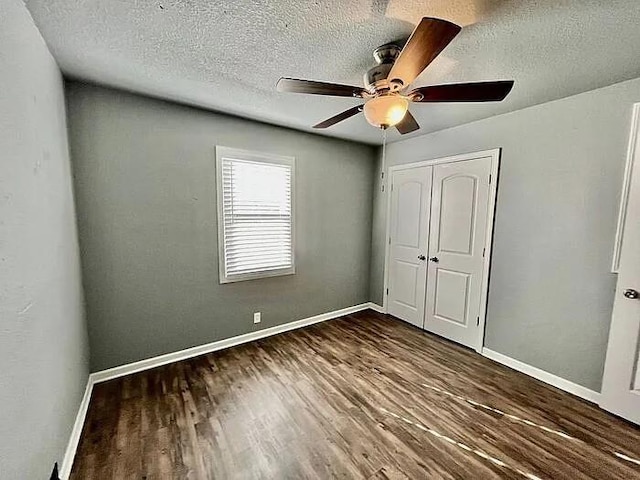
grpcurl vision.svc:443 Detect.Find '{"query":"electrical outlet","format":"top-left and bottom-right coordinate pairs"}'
top-left (253, 312), bottom-right (261, 324)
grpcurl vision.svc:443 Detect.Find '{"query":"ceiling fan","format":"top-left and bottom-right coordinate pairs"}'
top-left (276, 17), bottom-right (514, 135)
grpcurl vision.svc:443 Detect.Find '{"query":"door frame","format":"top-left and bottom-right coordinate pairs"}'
top-left (611, 103), bottom-right (640, 273)
top-left (382, 148), bottom-right (501, 353)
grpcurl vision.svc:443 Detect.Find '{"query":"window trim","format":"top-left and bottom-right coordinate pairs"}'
top-left (215, 146), bottom-right (296, 284)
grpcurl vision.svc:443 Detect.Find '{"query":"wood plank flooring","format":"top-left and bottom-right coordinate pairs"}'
top-left (70, 311), bottom-right (640, 479)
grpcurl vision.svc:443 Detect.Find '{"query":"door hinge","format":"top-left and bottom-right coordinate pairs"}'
top-left (388, 236), bottom-right (391, 245)
top-left (488, 174), bottom-right (492, 184)
top-left (391, 183), bottom-right (394, 192)
top-left (476, 316), bottom-right (480, 326)
top-left (482, 247), bottom-right (486, 257)
top-left (386, 288), bottom-right (389, 295)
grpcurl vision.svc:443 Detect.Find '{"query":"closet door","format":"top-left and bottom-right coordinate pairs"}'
top-left (387, 166), bottom-right (432, 328)
top-left (424, 157), bottom-right (492, 348)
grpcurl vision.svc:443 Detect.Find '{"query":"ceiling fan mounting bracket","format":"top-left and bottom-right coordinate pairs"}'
top-left (372, 42), bottom-right (402, 65)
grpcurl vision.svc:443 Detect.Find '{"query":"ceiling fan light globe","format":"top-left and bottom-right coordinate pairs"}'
top-left (363, 95), bottom-right (409, 129)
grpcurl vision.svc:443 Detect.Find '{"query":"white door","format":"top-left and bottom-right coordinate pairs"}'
top-left (387, 166), bottom-right (432, 327)
top-left (424, 157), bottom-right (492, 349)
top-left (601, 116), bottom-right (640, 424)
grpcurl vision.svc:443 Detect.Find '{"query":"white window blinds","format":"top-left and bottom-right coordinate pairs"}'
top-left (216, 147), bottom-right (294, 283)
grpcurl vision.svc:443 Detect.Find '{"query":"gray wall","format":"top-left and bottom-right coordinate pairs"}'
top-left (66, 83), bottom-right (376, 372)
top-left (0, 1), bottom-right (89, 479)
top-left (371, 78), bottom-right (640, 392)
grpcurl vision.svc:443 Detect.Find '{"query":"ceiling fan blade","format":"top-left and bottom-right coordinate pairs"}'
top-left (409, 81), bottom-right (515, 102)
top-left (277, 78), bottom-right (366, 98)
top-left (387, 17), bottom-right (461, 88)
top-left (313, 105), bottom-right (363, 129)
top-left (395, 111), bottom-right (420, 134)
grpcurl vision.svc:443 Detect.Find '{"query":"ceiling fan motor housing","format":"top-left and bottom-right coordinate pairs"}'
top-left (364, 43), bottom-right (404, 93)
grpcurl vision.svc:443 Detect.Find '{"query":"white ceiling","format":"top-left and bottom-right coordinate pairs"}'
top-left (25, 0), bottom-right (640, 145)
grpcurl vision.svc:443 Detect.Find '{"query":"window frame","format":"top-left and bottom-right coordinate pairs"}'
top-left (215, 146), bottom-right (296, 284)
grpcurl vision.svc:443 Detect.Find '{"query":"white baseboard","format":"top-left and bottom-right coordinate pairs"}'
top-left (61, 302), bottom-right (375, 478)
top-left (60, 376), bottom-right (94, 480)
top-left (482, 348), bottom-right (601, 404)
top-left (367, 302), bottom-right (385, 314)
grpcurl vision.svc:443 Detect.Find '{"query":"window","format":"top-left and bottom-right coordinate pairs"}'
top-left (216, 146), bottom-right (295, 283)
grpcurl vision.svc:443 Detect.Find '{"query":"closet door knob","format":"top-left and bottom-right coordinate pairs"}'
top-left (429, 257), bottom-right (439, 263)
top-left (417, 255), bottom-right (426, 261)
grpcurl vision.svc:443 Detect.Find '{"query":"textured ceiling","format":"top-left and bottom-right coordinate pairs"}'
top-left (24, 0), bottom-right (640, 145)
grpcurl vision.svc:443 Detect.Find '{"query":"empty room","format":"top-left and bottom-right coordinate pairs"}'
top-left (3, 0), bottom-right (640, 478)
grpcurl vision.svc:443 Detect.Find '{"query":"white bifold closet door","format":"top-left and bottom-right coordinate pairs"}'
top-left (387, 166), bottom-right (432, 328)
top-left (424, 157), bottom-right (492, 348)
top-left (387, 155), bottom-right (493, 349)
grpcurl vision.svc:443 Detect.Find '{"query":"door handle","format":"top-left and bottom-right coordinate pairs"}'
top-left (417, 255), bottom-right (426, 261)
top-left (429, 257), bottom-right (439, 263)
top-left (623, 289), bottom-right (639, 299)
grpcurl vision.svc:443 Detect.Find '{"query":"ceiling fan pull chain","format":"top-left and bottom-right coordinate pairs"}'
top-left (382, 127), bottom-right (387, 167)
top-left (381, 127), bottom-right (387, 193)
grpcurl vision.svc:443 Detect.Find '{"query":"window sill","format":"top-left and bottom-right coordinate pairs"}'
top-left (219, 267), bottom-right (296, 284)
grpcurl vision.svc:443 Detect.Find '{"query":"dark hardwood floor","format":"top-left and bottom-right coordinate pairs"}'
top-left (70, 311), bottom-right (640, 479)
